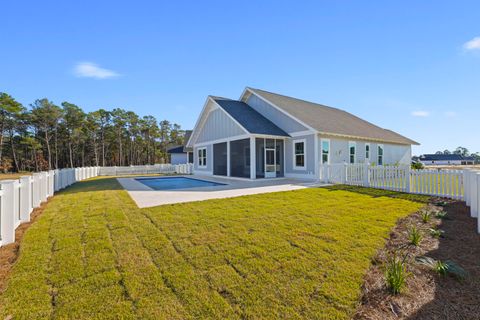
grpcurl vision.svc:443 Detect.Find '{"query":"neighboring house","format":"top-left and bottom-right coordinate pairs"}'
top-left (168, 130), bottom-right (193, 164)
top-left (419, 154), bottom-right (475, 166)
top-left (186, 87), bottom-right (418, 180)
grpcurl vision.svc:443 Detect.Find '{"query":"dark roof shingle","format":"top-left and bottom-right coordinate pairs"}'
top-left (213, 98), bottom-right (289, 137)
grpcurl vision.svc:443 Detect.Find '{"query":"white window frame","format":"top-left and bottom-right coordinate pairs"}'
top-left (365, 143), bottom-right (370, 162)
top-left (320, 138), bottom-right (330, 164)
top-left (197, 147), bottom-right (207, 168)
top-left (348, 141), bottom-right (356, 164)
top-left (293, 139), bottom-right (307, 170)
top-left (377, 144), bottom-right (384, 166)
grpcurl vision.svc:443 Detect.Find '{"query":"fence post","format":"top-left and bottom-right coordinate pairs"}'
top-left (471, 171), bottom-right (478, 218)
top-left (363, 164), bottom-right (369, 187)
top-left (464, 169), bottom-right (471, 206)
top-left (405, 165), bottom-right (411, 193)
top-left (19, 176), bottom-right (32, 222)
top-left (0, 181), bottom-right (16, 245)
top-left (343, 162), bottom-right (347, 184)
top-left (477, 173), bottom-right (480, 234)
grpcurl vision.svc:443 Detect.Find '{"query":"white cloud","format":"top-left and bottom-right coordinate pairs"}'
top-left (73, 62), bottom-right (120, 79)
top-left (444, 111), bottom-right (457, 117)
top-left (463, 37), bottom-right (480, 50)
top-left (411, 110), bottom-right (430, 117)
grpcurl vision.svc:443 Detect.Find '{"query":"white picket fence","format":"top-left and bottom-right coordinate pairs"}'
top-left (0, 167), bottom-right (100, 247)
top-left (0, 163), bottom-right (194, 247)
top-left (320, 163), bottom-right (480, 232)
top-left (98, 163), bottom-right (193, 176)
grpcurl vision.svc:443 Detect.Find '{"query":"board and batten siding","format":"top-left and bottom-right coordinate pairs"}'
top-left (319, 135), bottom-right (411, 165)
top-left (245, 94), bottom-right (307, 134)
top-left (196, 107), bottom-right (246, 144)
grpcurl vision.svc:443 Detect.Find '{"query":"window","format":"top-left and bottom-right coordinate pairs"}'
top-left (378, 145), bottom-right (384, 165)
top-left (198, 147), bottom-right (207, 167)
top-left (293, 139), bottom-right (306, 169)
top-left (365, 143), bottom-right (370, 161)
top-left (321, 139), bottom-right (330, 164)
top-left (349, 141), bottom-right (356, 164)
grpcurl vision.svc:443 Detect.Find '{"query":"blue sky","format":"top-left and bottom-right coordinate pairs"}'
top-left (1, 1), bottom-right (479, 156)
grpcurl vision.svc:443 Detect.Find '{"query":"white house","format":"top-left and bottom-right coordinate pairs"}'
top-left (186, 87), bottom-right (418, 180)
top-left (168, 130), bottom-right (193, 165)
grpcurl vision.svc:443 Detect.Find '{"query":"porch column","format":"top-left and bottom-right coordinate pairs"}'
top-left (250, 137), bottom-right (256, 179)
top-left (227, 141), bottom-right (231, 177)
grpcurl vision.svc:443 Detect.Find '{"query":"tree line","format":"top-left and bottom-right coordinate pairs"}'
top-left (0, 92), bottom-right (186, 172)
top-left (434, 147), bottom-right (480, 163)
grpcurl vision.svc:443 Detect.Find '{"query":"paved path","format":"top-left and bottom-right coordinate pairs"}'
top-left (117, 175), bottom-right (325, 207)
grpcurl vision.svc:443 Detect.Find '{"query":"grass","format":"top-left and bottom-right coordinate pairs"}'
top-left (0, 178), bottom-right (427, 319)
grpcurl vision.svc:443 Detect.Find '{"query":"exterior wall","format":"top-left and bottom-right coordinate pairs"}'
top-left (284, 134), bottom-right (316, 178)
top-left (170, 153), bottom-right (188, 165)
top-left (245, 94), bottom-right (307, 134)
top-left (193, 144), bottom-right (213, 174)
top-left (196, 107), bottom-right (246, 143)
top-left (319, 135), bottom-right (412, 165)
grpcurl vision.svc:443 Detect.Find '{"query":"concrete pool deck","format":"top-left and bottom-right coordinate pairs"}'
top-left (117, 175), bottom-right (327, 208)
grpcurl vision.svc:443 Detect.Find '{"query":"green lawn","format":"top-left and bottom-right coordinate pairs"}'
top-left (0, 178), bottom-right (428, 319)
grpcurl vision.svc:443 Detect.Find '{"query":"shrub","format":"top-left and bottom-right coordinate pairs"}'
top-left (385, 253), bottom-right (409, 294)
top-left (416, 256), bottom-right (468, 279)
top-left (411, 162), bottom-right (424, 170)
top-left (420, 211), bottom-right (431, 223)
top-left (408, 226), bottom-right (422, 246)
top-left (429, 228), bottom-right (444, 238)
top-left (435, 211), bottom-right (448, 219)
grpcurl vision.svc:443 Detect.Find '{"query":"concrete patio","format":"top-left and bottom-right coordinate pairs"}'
top-left (117, 175), bottom-right (326, 208)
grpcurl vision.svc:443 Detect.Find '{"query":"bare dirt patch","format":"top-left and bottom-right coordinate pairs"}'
top-left (0, 200), bottom-right (48, 292)
top-left (355, 200), bottom-right (480, 319)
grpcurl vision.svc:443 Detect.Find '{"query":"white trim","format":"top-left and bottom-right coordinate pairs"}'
top-left (194, 134), bottom-right (250, 147)
top-left (320, 138), bottom-right (330, 164)
top-left (251, 133), bottom-right (289, 140)
top-left (242, 88), bottom-right (318, 133)
top-left (197, 147), bottom-right (207, 168)
top-left (210, 98), bottom-right (250, 135)
top-left (293, 138), bottom-right (307, 170)
top-left (186, 96), bottom-right (213, 148)
top-left (290, 130), bottom-right (313, 137)
top-left (348, 141), bottom-right (356, 164)
top-left (187, 96), bottom-right (249, 148)
top-left (365, 143), bottom-right (370, 162)
top-left (318, 131), bottom-right (417, 146)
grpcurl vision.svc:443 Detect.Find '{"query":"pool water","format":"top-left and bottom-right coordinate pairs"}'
top-left (136, 177), bottom-right (225, 190)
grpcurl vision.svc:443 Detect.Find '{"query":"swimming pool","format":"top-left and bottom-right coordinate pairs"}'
top-left (136, 177), bottom-right (226, 190)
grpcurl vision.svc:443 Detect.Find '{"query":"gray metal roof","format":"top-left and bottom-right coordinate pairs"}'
top-left (246, 88), bottom-right (419, 145)
top-left (213, 98), bottom-right (289, 137)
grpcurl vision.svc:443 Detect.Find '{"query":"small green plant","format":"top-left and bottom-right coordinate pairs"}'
top-left (420, 211), bottom-right (431, 223)
top-left (408, 226), bottom-right (423, 246)
top-left (435, 211), bottom-right (448, 219)
top-left (411, 162), bottom-right (424, 170)
top-left (435, 201), bottom-right (448, 207)
top-left (429, 228), bottom-right (444, 238)
top-left (385, 253), bottom-right (409, 294)
top-left (416, 256), bottom-right (468, 279)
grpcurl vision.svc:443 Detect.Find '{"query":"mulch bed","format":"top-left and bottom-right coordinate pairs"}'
top-left (354, 199), bottom-right (480, 319)
top-left (0, 200), bottom-right (48, 292)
